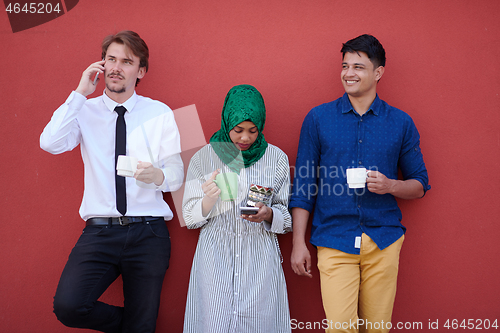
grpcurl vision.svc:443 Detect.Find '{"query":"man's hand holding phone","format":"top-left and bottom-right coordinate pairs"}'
top-left (75, 59), bottom-right (105, 97)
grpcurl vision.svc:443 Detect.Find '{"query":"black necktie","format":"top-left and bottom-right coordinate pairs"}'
top-left (114, 106), bottom-right (127, 216)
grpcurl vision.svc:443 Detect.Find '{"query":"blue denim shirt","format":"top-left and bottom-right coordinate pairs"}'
top-left (289, 93), bottom-right (430, 254)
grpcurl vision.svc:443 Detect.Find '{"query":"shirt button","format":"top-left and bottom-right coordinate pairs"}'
top-left (358, 161), bottom-right (362, 165)
top-left (359, 140), bottom-right (362, 143)
top-left (358, 205), bottom-right (361, 208)
top-left (236, 254), bottom-right (239, 258)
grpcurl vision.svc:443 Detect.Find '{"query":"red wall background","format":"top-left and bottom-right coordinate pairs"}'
top-left (1, 1), bottom-right (499, 332)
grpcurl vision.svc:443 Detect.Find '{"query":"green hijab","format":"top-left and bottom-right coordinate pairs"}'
top-left (210, 84), bottom-right (268, 173)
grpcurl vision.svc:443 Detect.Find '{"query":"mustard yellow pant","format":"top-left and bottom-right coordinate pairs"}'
top-left (317, 233), bottom-right (404, 333)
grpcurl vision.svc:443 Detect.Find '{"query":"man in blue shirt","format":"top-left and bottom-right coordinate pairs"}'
top-left (290, 34), bottom-right (430, 333)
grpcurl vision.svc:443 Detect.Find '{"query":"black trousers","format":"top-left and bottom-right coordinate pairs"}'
top-left (53, 218), bottom-right (171, 333)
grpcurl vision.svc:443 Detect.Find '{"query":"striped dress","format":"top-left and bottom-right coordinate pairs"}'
top-left (182, 143), bottom-right (292, 333)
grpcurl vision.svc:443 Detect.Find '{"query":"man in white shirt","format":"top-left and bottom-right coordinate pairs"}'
top-left (40, 30), bottom-right (183, 333)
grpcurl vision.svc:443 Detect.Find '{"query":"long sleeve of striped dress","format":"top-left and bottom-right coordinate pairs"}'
top-left (182, 143), bottom-right (292, 333)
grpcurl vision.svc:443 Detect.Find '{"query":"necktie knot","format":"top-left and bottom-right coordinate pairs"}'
top-left (115, 105), bottom-right (127, 117)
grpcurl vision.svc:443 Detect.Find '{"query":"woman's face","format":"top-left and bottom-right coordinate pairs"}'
top-left (229, 121), bottom-right (259, 151)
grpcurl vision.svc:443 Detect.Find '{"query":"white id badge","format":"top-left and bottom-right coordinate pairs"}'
top-left (355, 236), bottom-right (361, 249)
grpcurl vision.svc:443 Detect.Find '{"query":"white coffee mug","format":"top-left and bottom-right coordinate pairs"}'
top-left (346, 167), bottom-right (370, 188)
top-left (116, 155), bottom-right (138, 177)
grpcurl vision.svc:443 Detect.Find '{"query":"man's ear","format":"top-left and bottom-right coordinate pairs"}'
top-left (375, 66), bottom-right (385, 82)
top-left (138, 67), bottom-right (146, 80)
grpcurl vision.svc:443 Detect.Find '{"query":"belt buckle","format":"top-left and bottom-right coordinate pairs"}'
top-left (118, 216), bottom-right (129, 226)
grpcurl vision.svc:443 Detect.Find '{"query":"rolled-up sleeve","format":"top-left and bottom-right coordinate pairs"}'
top-left (289, 110), bottom-right (321, 212)
top-left (399, 117), bottom-right (431, 194)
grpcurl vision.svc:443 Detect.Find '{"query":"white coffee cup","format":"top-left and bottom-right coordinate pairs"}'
top-left (346, 167), bottom-right (370, 188)
top-left (116, 155), bottom-right (138, 177)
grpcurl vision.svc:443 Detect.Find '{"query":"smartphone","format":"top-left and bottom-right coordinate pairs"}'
top-left (93, 71), bottom-right (100, 85)
top-left (93, 59), bottom-right (105, 85)
top-left (240, 207), bottom-right (259, 215)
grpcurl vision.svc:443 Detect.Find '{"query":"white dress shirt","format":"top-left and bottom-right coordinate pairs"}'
top-left (40, 91), bottom-right (184, 221)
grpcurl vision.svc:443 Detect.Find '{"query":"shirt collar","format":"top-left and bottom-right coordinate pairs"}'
top-left (341, 93), bottom-right (382, 116)
top-left (102, 90), bottom-right (138, 113)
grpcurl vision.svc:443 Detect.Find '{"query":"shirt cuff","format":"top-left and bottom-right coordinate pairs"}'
top-left (157, 167), bottom-right (183, 192)
top-left (154, 168), bottom-right (169, 191)
top-left (289, 199), bottom-right (314, 213)
top-left (262, 207), bottom-right (284, 233)
top-left (191, 199), bottom-right (212, 224)
top-left (69, 90), bottom-right (87, 109)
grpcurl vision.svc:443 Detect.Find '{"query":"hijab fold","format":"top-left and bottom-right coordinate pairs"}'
top-left (210, 85), bottom-right (268, 173)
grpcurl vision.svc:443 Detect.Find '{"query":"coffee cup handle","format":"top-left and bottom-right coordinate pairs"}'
top-left (366, 170), bottom-right (371, 177)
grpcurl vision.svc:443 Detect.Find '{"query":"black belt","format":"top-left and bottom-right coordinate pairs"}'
top-left (86, 216), bottom-right (163, 227)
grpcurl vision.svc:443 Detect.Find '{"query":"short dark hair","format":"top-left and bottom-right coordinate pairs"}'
top-left (101, 30), bottom-right (149, 86)
top-left (341, 34), bottom-right (386, 68)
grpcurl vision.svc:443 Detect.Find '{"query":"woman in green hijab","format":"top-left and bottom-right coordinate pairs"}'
top-left (182, 85), bottom-right (292, 333)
